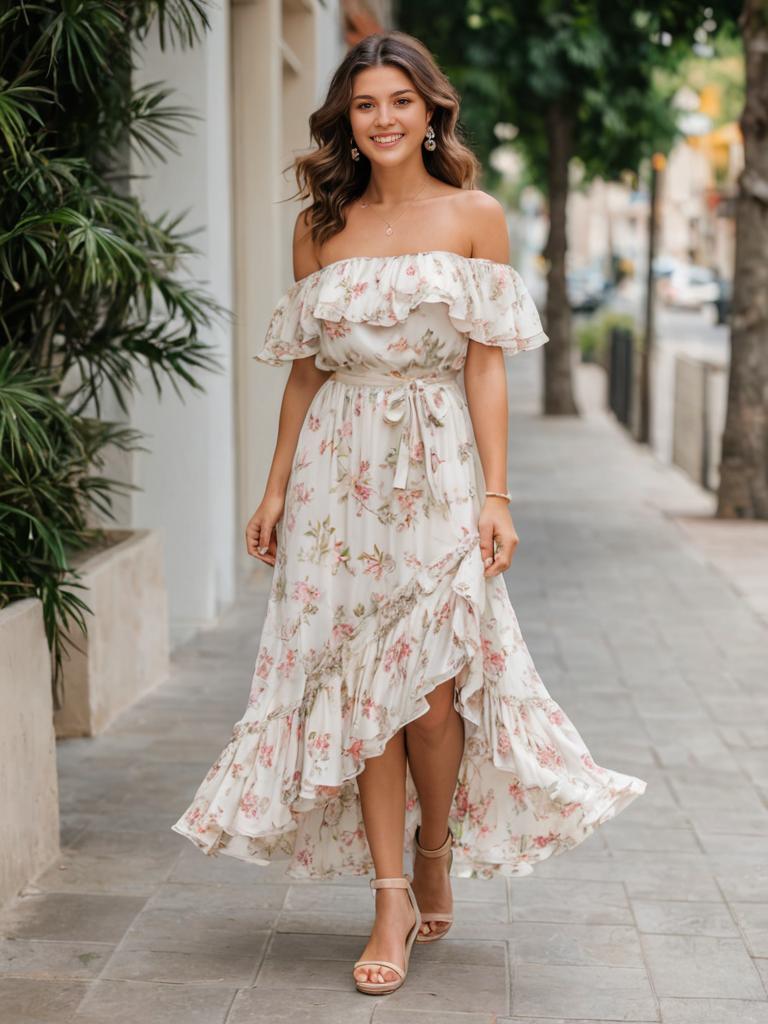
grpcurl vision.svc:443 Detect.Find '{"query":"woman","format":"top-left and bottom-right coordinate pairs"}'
top-left (172, 30), bottom-right (647, 997)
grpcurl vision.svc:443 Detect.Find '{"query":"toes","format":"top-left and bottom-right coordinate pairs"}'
top-left (421, 920), bottom-right (450, 935)
top-left (354, 965), bottom-right (397, 985)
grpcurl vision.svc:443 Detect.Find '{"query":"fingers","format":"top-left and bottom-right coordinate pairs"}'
top-left (245, 518), bottom-right (277, 565)
top-left (479, 519), bottom-right (495, 570)
top-left (483, 530), bottom-right (519, 577)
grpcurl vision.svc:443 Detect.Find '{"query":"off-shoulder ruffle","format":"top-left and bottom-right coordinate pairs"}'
top-left (172, 528), bottom-right (645, 880)
top-left (254, 251), bottom-right (549, 366)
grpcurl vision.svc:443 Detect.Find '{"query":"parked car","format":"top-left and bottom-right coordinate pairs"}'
top-left (567, 266), bottom-right (611, 313)
top-left (658, 264), bottom-right (721, 309)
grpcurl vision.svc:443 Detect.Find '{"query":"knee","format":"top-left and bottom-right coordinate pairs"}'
top-left (407, 686), bottom-right (456, 743)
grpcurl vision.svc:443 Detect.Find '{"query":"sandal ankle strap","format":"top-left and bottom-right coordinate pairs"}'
top-left (414, 825), bottom-right (453, 858)
top-left (370, 875), bottom-right (410, 890)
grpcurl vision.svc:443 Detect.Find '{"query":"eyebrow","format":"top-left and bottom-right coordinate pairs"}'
top-left (351, 89), bottom-right (416, 101)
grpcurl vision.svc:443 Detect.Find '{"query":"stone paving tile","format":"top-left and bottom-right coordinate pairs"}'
top-left (100, 947), bottom-right (263, 986)
top-left (0, 978), bottom-right (89, 1023)
top-left (32, 829), bottom-right (180, 897)
top-left (284, 882), bottom-right (380, 915)
top-left (373, 1011), bottom-right (495, 1024)
top-left (658, 996), bottom-right (768, 1023)
top-left (366, 960), bottom-right (508, 1015)
top-left (225, 987), bottom-right (374, 1023)
top-left (112, 881), bottom-right (283, 960)
top-left (732, 903), bottom-right (768, 958)
top-left (507, 921), bottom-right (645, 968)
top-left (146, 879), bottom-right (289, 913)
top-left (167, 844), bottom-right (294, 887)
top-left (602, 824), bottom-right (702, 853)
top-left (255, 956), bottom-right (363, 992)
top-left (631, 898), bottom-right (740, 937)
top-left (0, 938), bottom-right (112, 980)
top-left (508, 878), bottom-right (634, 925)
top-left (640, 933), bottom-right (765, 999)
top-left (715, 862), bottom-right (768, 902)
top-left (510, 962), bottom-right (658, 1021)
top-left (622, 860), bottom-right (724, 902)
top-left (73, 978), bottom-right (236, 1023)
top-left (277, 909), bottom-right (376, 937)
top-left (0, 893), bottom-right (146, 944)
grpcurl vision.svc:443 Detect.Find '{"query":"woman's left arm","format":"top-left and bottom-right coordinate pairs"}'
top-left (462, 191), bottom-right (519, 579)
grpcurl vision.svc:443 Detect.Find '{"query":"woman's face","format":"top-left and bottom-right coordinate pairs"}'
top-left (348, 64), bottom-right (431, 167)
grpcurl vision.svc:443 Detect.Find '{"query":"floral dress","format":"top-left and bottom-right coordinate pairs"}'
top-left (171, 250), bottom-right (647, 880)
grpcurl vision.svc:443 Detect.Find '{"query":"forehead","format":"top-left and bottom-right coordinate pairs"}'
top-left (351, 64), bottom-right (417, 99)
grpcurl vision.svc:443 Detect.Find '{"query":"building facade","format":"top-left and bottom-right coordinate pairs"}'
top-left (123, 1), bottom-right (395, 646)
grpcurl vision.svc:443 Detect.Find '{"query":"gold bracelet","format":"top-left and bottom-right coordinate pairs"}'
top-left (485, 490), bottom-right (511, 502)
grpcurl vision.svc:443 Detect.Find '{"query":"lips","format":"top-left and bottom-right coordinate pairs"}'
top-left (371, 133), bottom-right (404, 146)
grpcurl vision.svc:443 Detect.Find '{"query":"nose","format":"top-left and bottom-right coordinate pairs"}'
top-left (374, 105), bottom-right (396, 127)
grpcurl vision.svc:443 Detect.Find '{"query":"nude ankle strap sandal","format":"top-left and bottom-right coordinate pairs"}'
top-left (353, 875), bottom-right (422, 995)
top-left (413, 825), bottom-right (454, 942)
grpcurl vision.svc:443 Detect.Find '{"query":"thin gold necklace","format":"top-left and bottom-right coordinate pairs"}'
top-left (359, 181), bottom-right (431, 236)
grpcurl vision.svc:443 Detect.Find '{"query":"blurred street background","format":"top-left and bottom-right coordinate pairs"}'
top-left (2, 1), bottom-right (767, 1022)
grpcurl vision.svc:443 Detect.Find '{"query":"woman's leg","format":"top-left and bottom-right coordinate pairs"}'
top-left (404, 675), bottom-right (464, 936)
top-left (353, 726), bottom-right (417, 986)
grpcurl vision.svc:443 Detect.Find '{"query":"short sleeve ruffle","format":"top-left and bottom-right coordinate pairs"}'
top-left (253, 251), bottom-right (548, 365)
top-left (253, 277), bottom-right (321, 366)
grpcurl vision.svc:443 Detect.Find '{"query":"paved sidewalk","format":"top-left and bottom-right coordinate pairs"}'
top-left (2, 353), bottom-right (767, 1024)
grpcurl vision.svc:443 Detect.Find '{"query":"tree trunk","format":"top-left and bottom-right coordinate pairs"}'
top-left (543, 101), bottom-right (579, 415)
top-left (716, 0), bottom-right (768, 518)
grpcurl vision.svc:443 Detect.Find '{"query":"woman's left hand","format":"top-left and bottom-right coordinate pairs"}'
top-left (479, 497), bottom-right (519, 577)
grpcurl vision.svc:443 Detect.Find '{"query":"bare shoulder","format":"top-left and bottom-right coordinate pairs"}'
top-left (292, 207), bottom-right (321, 281)
top-left (461, 190), bottom-right (509, 263)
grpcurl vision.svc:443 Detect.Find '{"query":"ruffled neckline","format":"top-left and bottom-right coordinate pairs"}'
top-left (256, 249), bottom-right (549, 365)
top-left (296, 250), bottom-right (513, 289)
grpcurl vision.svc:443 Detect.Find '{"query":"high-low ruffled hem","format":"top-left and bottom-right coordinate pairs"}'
top-left (171, 529), bottom-right (647, 880)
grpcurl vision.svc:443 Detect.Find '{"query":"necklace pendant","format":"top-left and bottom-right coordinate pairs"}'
top-left (385, 226), bottom-right (393, 235)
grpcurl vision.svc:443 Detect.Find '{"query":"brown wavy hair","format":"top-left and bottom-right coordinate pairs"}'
top-left (290, 31), bottom-right (481, 247)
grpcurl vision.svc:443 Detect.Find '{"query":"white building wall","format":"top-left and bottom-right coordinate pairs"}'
top-left (129, 3), bottom-right (236, 646)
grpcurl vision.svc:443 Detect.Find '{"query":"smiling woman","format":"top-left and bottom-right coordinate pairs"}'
top-left (172, 28), bottom-right (647, 1002)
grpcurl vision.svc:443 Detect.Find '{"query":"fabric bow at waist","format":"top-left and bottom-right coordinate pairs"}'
top-left (328, 367), bottom-right (462, 502)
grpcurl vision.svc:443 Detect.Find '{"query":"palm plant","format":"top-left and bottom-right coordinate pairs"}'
top-left (0, 1), bottom-right (226, 706)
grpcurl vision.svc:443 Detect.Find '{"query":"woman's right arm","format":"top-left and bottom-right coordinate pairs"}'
top-left (245, 210), bottom-right (332, 566)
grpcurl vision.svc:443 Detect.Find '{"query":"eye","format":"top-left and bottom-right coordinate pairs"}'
top-left (356, 97), bottom-right (415, 109)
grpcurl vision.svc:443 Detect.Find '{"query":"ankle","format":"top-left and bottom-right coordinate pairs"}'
top-left (416, 824), bottom-right (451, 852)
top-left (373, 888), bottom-right (415, 920)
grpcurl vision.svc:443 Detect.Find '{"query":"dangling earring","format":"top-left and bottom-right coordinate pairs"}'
top-left (424, 124), bottom-right (436, 151)
top-left (350, 135), bottom-right (360, 162)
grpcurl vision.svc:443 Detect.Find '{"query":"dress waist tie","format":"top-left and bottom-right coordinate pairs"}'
top-left (328, 368), bottom-right (462, 502)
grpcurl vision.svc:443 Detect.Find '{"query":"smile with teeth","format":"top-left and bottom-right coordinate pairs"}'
top-left (371, 133), bottom-right (404, 146)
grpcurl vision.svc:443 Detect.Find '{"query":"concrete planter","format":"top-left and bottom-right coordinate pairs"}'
top-left (672, 353), bottom-right (728, 492)
top-left (54, 528), bottom-right (170, 738)
top-left (0, 599), bottom-right (60, 907)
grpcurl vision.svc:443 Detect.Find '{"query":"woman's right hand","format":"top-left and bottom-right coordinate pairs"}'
top-left (245, 492), bottom-right (285, 566)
